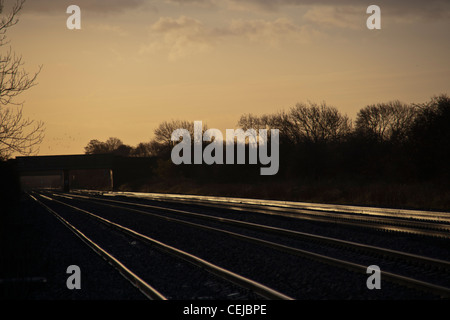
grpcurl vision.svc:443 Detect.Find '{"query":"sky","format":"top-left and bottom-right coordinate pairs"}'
top-left (4, 0), bottom-right (450, 156)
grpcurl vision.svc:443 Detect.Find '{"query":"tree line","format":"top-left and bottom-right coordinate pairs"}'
top-left (84, 94), bottom-right (450, 200)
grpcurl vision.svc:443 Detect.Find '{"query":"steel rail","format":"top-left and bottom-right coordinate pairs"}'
top-left (28, 193), bottom-right (167, 301)
top-left (80, 190), bottom-right (450, 221)
top-left (73, 191), bottom-right (450, 238)
top-left (48, 192), bottom-right (450, 299)
top-left (141, 197), bottom-right (450, 231)
top-left (57, 192), bottom-right (450, 271)
top-left (35, 192), bottom-right (293, 300)
top-left (135, 197), bottom-right (450, 238)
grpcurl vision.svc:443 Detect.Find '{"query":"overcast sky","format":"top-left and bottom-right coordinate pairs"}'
top-left (5, 0), bottom-right (450, 155)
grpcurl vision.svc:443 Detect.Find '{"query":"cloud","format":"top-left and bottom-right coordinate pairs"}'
top-left (20, 0), bottom-right (148, 14)
top-left (163, 0), bottom-right (217, 8)
top-left (92, 23), bottom-right (128, 36)
top-left (19, 0), bottom-right (450, 22)
top-left (140, 16), bottom-right (214, 60)
top-left (227, 18), bottom-right (315, 45)
top-left (303, 6), bottom-right (363, 30)
top-left (141, 15), bottom-right (317, 60)
top-left (299, 2), bottom-right (450, 29)
top-left (171, 0), bottom-right (450, 21)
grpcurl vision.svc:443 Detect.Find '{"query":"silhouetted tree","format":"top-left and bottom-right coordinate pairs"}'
top-left (132, 142), bottom-right (153, 157)
top-left (113, 144), bottom-right (132, 156)
top-left (237, 111), bottom-right (292, 144)
top-left (288, 102), bottom-right (352, 144)
top-left (84, 139), bottom-right (107, 154)
top-left (154, 120), bottom-right (208, 147)
top-left (237, 114), bottom-right (264, 130)
top-left (409, 94), bottom-right (450, 181)
top-left (84, 137), bottom-right (131, 156)
top-left (355, 101), bottom-right (417, 143)
top-left (0, 0), bottom-right (44, 160)
top-left (147, 140), bottom-right (166, 156)
top-left (0, 0), bottom-right (40, 105)
top-left (80, 95), bottom-right (450, 210)
top-left (0, 106), bottom-right (44, 160)
top-left (104, 137), bottom-right (123, 151)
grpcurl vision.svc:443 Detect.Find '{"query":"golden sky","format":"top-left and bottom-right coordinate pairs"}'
top-left (5, 0), bottom-right (450, 155)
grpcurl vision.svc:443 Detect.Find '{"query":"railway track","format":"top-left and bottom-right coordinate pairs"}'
top-left (107, 192), bottom-right (450, 238)
top-left (70, 190), bottom-right (450, 239)
top-left (126, 192), bottom-right (450, 223)
top-left (55, 192), bottom-right (450, 270)
top-left (29, 192), bottom-right (292, 300)
top-left (31, 190), bottom-right (450, 300)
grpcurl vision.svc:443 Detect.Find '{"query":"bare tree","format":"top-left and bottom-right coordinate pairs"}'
top-left (84, 139), bottom-right (107, 154)
top-left (0, 105), bottom-right (43, 160)
top-left (355, 101), bottom-right (417, 143)
top-left (104, 137), bottom-right (123, 151)
top-left (132, 142), bottom-right (156, 157)
top-left (288, 101), bottom-right (352, 144)
top-left (237, 114), bottom-right (264, 130)
top-left (154, 120), bottom-right (207, 147)
top-left (135, 140), bottom-right (167, 157)
top-left (114, 144), bottom-right (132, 157)
top-left (237, 112), bottom-right (290, 130)
top-left (84, 137), bottom-right (129, 155)
top-left (0, 0), bottom-right (44, 159)
top-left (237, 111), bottom-right (293, 144)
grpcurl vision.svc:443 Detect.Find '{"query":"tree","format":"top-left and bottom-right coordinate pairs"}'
top-left (355, 101), bottom-right (417, 143)
top-left (0, 105), bottom-right (43, 160)
top-left (237, 111), bottom-right (293, 144)
top-left (237, 114), bottom-right (264, 130)
top-left (0, 0), bottom-right (43, 160)
top-left (154, 119), bottom-right (207, 147)
top-left (132, 142), bottom-right (152, 157)
top-left (410, 94), bottom-right (450, 142)
top-left (288, 101), bottom-right (352, 144)
top-left (104, 137), bottom-right (123, 151)
top-left (84, 137), bottom-right (131, 155)
top-left (84, 139), bottom-right (107, 154)
top-left (408, 94), bottom-right (450, 180)
top-left (114, 144), bottom-right (132, 157)
top-left (237, 112), bottom-right (291, 131)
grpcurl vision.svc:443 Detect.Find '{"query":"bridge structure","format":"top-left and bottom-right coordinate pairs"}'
top-left (15, 154), bottom-right (117, 192)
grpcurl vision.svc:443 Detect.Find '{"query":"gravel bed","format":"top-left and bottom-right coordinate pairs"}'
top-left (36, 197), bottom-right (263, 300)
top-left (49, 195), bottom-right (444, 300)
top-left (0, 195), bottom-right (146, 300)
top-left (98, 200), bottom-right (450, 289)
top-left (110, 195), bottom-right (450, 262)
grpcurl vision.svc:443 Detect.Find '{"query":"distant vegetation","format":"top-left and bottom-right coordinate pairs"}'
top-left (83, 94), bottom-right (450, 211)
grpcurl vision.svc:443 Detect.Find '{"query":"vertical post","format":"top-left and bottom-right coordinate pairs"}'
top-left (109, 169), bottom-right (114, 191)
top-left (63, 169), bottom-right (70, 192)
